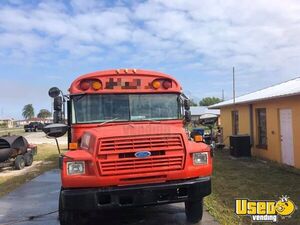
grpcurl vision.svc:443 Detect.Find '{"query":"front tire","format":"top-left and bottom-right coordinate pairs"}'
top-left (24, 152), bottom-right (33, 166)
top-left (14, 155), bottom-right (25, 170)
top-left (185, 198), bottom-right (203, 224)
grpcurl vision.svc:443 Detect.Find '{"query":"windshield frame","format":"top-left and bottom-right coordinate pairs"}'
top-left (71, 93), bottom-right (182, 124)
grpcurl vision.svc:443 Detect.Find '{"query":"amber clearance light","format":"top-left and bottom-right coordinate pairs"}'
top-left (152, 80), bottom-right (161, 89)
top-left (92, 80), bottom-right (102, 90)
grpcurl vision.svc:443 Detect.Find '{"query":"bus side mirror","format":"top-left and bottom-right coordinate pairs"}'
top-left (43, 124), bottom-right (68, 138)
top-left (48, 87), bottom-right (61, 98)
top-left (184, 99), bottom-right (190, 110)
top-left (184, 110), bottom-right (191, 123)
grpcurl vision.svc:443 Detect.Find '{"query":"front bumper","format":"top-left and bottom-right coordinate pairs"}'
top-left (60, 176), bottom-right (211, 210)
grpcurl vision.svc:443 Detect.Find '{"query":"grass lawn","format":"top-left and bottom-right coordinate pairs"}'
top-left (0, 127), bottom-right (25, 137)
top-left (0, 144), bottom-right (66, 197)
top-left (205, 149), bottom-right (300, 225)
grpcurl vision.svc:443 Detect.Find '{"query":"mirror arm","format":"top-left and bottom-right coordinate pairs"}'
top-left (180, 93), bottom-right (189, 100)
top-left (55, 138), bottom-right (61, 155)
top-left (46, 134), bottom-right (62, 155)
top-left (63, 94), bottom-right (70, 100)
top-left (46, 135), bottom-right (74, 160)
top-left (58, 90), bottom-right (69, 124)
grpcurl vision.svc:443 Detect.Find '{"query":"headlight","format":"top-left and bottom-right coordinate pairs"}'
top-left (67, 161), bottom-right (85, 175)
top-left (193, 152), bottom-right (208, 165)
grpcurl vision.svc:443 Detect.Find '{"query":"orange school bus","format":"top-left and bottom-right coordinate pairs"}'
top-left (44, 69), bottom-right (213, 225)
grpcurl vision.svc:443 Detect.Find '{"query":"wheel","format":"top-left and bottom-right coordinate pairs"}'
top-left (59, 192), bottom-right (87, 225)
top-left (14, 155), bottom-right (25, 170)
top-left (185, 198), bottom-right (203, 224)
top-left (24, 152), bottom-right (33, 166)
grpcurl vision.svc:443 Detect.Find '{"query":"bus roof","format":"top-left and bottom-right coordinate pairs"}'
top-left (69, 69), bottom-right (182, 94)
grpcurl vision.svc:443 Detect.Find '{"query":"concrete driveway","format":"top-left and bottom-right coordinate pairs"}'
top-left (0, 170), bottom-right (219, 225)
top-left (24, 132), bottom-right (67, 145)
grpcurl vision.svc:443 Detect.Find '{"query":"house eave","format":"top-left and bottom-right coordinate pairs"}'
top-left (209, 92), bottom-right (300, 109)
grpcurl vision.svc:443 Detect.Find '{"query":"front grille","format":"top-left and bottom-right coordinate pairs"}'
top-left (97, 134), bottom-right (185, 176)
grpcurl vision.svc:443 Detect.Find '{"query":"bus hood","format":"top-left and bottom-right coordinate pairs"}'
top-left (87, 122), bottom-right (186, 139)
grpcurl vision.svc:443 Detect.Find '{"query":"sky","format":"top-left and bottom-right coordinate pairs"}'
top-left (1, 0), bottom-right (300, 119)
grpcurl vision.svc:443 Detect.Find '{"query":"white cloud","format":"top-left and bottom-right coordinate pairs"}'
top-left (1, 0), bottom-right (300, 99)
top-left (70, 0), bottom-right (104, 13)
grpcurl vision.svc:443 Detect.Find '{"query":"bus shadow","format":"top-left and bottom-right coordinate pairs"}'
top-left (86, 203), bottom-right (186, 225)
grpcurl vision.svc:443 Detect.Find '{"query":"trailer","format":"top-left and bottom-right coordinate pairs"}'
top-left (0, 135), bottom-right (37, 170)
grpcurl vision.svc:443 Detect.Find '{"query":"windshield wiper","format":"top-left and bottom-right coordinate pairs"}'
top-left (97, 117), bottom-right (119, 127)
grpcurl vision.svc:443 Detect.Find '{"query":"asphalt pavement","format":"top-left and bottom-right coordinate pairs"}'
top-left (0, 170), bottom-right (219, 225)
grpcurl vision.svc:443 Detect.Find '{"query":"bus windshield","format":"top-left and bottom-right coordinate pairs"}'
top-left (72, 94), bottom-right (180, 124)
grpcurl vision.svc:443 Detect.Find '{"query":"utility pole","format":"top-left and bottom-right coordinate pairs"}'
top-left (222, 89), bottom-right (224, 101)
top-left (233, 67), bottom-right (236, 104)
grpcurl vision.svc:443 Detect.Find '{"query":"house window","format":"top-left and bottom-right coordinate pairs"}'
top-left (257, 108), bottom-right (267, 148)
top-left (232, 110), bottom-right (239, 135)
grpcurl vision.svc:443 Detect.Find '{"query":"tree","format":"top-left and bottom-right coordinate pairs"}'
top-left (199, 97), bottom-right (222, 106)
top-left (37, 109), bottom-right (51, 118)
top-left (22, 104), bottom-right (34, 119)
top-left (190, 99), bottom-right (198, 106)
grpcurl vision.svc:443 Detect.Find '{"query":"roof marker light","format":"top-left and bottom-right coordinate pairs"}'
top-left (152, 80), bottom-right (161, 89)
top-left (163, 80), bottom-right (172, 89)
top-left (92, 80), bottom-right (102, 90)
top-left (80, 80), bottom-right (90, 90)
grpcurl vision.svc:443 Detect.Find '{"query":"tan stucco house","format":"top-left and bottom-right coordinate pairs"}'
top-left (210, 77), bottom-right (300, 169)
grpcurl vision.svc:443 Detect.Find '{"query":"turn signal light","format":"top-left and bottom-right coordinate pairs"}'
top-left (92, 81), bottom-right (102, 90)
top-left (194, 135), bottom-right (203, 142)
top-left (152, 80), bottom-right (161, 89)
top-left (69, 142), bottom-right (78, 150)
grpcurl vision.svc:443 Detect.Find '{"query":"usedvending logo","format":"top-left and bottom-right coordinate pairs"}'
top-left (235, 196), bottom-right (297, 222)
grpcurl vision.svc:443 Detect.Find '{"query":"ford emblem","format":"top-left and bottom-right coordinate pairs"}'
top-left (135, 151), bottom-right (151, 158)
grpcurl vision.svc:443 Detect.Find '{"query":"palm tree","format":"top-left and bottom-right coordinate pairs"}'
top-left (22, 104), bottom-right (34, 119)
top-left (37, 109), bottom-right (51, 118)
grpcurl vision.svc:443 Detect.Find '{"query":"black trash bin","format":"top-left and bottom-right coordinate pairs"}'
top-left (230, 135), bottom-right (251, 157)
